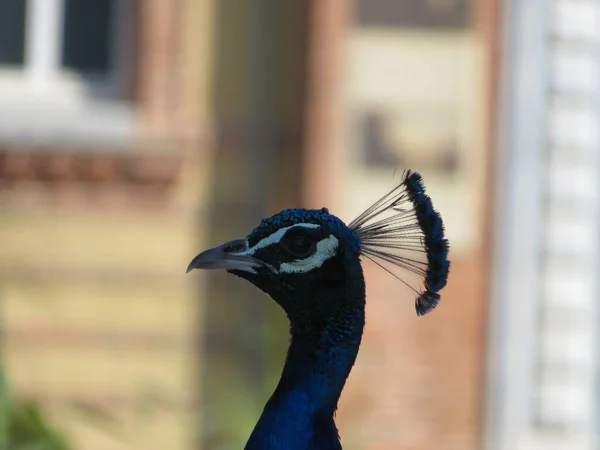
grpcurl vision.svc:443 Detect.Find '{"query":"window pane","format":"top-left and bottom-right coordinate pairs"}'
top-left (0, 0), bottom-right (26, 65)
top-left (355, 0), bottom-right (472, 29)
top-left (61, 0), bottom-right (114, 74)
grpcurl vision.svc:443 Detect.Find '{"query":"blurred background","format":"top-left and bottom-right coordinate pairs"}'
top-left (0, 0), bottom-right (598, 449)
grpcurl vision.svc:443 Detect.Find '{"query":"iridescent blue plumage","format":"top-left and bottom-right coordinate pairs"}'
top-left (404, 173), bottom-right (450, 313)
top-left (186, 170), bottom-right (449, 449)
top-left (349, 170), bottom-right (450, 316)
top-left (248, 207), bottom-right (361, 257)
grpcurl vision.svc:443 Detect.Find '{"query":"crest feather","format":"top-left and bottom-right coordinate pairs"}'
top-left (349, 170), bottom-right (450, 316)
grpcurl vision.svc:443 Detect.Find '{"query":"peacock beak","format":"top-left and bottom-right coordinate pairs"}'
top-left (186, 239), bottom-right (276, 274)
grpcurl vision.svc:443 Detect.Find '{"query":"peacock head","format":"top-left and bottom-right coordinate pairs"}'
top-left (187, 170), bottom-right (450, 318)
top-left (187, 207), bottom-right (363, 321)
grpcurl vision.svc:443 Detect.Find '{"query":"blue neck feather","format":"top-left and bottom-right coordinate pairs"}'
top-left (244, 272), bottom-right (365, 450)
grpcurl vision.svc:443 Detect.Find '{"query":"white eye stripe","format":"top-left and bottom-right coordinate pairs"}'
top-left (234, 223), bottom-right (320, 256)
top-left (279, 235), bottom-right (339, 274)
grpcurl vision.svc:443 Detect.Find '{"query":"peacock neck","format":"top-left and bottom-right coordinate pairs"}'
top-left (245, 281), bottom-right (365, 450)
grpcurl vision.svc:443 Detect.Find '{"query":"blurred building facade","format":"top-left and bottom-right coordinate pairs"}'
top-left (2, 1), bottom-right (597, 450)
top-left (0, 1), bottom-right (210, 449)
top-left (310, 1), bottom-right (494, 449)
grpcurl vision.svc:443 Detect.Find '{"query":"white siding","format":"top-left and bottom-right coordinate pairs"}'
top-left (487, 0), bottom-right (600, 449)
top-left (535, 0), bottom-right (600, 435)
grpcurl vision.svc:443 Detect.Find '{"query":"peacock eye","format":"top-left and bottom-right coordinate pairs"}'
top-left (284, 235), bottom-right (316, 258)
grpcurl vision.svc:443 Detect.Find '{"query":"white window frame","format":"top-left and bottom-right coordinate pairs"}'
top-left (0, 0), bottom-right (136, 145)
top-left (25, 0), bottom-right (65, 84)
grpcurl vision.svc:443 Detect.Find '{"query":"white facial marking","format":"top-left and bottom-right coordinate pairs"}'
top-left (279, 234), bottom-right (339, 274)
top-left (234, 223), bottom-right (320, 256)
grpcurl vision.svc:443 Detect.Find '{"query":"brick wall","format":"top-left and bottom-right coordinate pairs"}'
top-left (0, 1), bottom-right (211, 449)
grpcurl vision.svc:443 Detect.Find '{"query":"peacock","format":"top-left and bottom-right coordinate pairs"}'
top-left (187, 170), bottom-right (450, 449)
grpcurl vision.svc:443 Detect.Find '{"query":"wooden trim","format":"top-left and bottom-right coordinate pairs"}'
top-left (0, 147), bottom-right (182, 185)
top-left (0, 145), bottom-right (184, 209)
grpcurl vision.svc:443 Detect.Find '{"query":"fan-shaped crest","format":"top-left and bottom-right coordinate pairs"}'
top-left (349, 170), bottom-right (450, 315)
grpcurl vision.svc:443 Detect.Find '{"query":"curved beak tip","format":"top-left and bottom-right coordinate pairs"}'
top-left (185, 252), bottom-right (204, 273)
top-left (185, 239), bottom-right (273, 275)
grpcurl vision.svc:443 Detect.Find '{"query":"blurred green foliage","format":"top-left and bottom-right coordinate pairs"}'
top-left (0, 365), bottom-right (71, 450)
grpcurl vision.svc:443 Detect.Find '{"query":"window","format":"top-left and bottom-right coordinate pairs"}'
top-left (0, 1), bottom-right (26, 66)
top-left (355, 0), bottom-right (472, 29)
top-left (0, 0), bottom-right (136, 144)
top-left (0, 0), bottom-right (134, 89)
top-left (62, 0), bottom-right (114, 75)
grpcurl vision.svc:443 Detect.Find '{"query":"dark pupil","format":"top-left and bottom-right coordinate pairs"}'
top-left (289, 236), bottom-right (311, 255)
